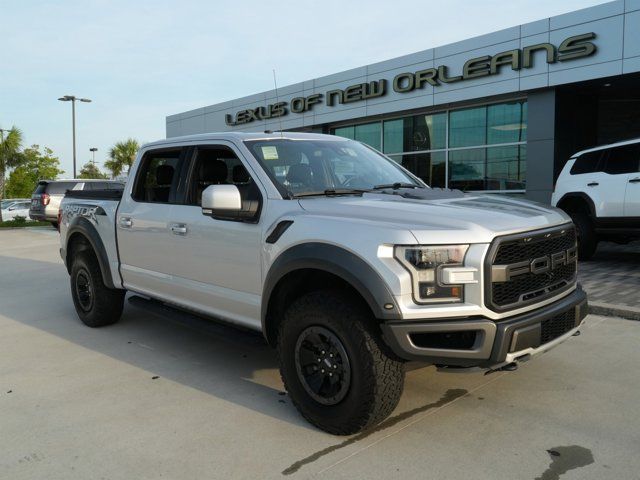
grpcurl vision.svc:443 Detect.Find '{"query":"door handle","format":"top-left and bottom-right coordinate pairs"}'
top-left (170, 223), bottom-right (188, 235)
top-left (587, 182), bottom-right (599, 187)
top-left (629, 178), bottom-right (640, 183)
top-left (119, 217), bottom-right (132, 228)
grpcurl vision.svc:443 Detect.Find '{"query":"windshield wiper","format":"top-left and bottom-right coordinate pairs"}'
top-left (293, 189), bottom-right (368, 198)
top-left (372, 182), bottom-right (420, 190)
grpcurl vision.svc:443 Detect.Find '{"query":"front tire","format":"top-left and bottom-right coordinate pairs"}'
top-left (278, 290), bottom-right (404, 435)
top-left (70, 251), bottom-right (125, 327)
top-left (570, 212), bottom-right (597, 260)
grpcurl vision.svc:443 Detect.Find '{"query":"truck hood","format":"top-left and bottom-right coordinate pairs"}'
top-left (297, 189), bottom-right (571, 244)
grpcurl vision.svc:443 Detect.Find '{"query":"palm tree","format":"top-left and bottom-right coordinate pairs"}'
top-left (104, 138), bottom-right (139, 178)
top-left (0, 126), bottom-right (24, 222)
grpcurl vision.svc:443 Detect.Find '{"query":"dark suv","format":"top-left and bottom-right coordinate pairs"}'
top-left (30, 179), bottom-right (124, 227)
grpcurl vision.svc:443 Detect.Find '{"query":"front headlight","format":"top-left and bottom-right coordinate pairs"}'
top-left (395, 245), bottom-right (469, 304)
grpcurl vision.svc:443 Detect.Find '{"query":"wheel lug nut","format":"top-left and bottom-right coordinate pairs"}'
top-left (333, 365), bottom-right (337, 369)
top-left (317, 358), bottom-right (321, 362)
top-left (329, 373), bottom-right (333, 377)
top-left (321, 369), bottom-right (325, 373)
top-left (321, 351), bottom-right (325, 354)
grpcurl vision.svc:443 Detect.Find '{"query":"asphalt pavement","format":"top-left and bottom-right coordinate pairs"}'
top-left (1, 228), bottom-right (639, 480)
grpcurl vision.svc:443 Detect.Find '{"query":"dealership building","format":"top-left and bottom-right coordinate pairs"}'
top-left (167, 1), bottom-right (640, 202)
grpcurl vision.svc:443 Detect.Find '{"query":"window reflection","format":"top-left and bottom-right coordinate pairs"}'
top-left (449, 107), bottom-right (486, 148)
top-left (388, 151), bottom-right (446, 188)
top-left (354, 123), bottom-right (381, 151)
top-left (487, 102), bottom-right (527, 144)
top-left (331, 100), bottom-right (527, 192)
top-left (383, 113), bottom-right (446, 153)
top-left (449, 146), bottom-right (526, 191)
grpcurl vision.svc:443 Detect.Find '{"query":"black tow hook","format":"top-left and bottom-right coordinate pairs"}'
top-left (485, 362), bottom-right (518, 376)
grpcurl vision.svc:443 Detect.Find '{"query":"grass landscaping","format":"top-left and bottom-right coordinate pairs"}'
top-left (0, 216), bottom-right (52, 228)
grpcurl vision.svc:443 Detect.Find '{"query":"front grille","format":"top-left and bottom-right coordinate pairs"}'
top-left (492, 263), bottom-right (576, 307)
top-left (486, 225), bottom-right (577, 312)
top-left (541, 309), bottom-right (577, 344)
top-left (494, 229), bottom-right (576, 264)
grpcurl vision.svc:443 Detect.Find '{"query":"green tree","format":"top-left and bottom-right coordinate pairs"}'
top-left (5, 145), bottom-right (64, 199)
top-left (78, 162), bottom-right (108, 179)
top-left (0, 126), bottom-right (24, 222)
top-left (104, 138), bottom-right (139, 178)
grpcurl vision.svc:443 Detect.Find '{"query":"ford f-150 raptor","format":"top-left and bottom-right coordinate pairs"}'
top-left (59, 132), bottom-right (588, 435)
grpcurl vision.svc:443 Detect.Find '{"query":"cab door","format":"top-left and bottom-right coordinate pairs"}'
top-left (621, 144), bottom-right (640, 217)
top-left (117, 147), bottom-right (189, 299)
top-left (164, 142), bottom-right (264, 329)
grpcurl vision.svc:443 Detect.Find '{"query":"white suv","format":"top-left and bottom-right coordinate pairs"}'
top-left (552, 138), bottom-right (640, 259)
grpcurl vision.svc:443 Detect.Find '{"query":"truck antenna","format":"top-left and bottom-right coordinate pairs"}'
top-left (272, 69), bottom-right (284, 137)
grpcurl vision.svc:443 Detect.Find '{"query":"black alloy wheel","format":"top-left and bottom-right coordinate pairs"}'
top-left (75, 268), bottom-right (94, 312)
top-left (294, 326), bottom-right (351, 405)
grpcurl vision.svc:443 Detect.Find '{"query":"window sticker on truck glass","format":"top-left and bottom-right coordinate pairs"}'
top-left (261, 146), bottom-right (279, 160)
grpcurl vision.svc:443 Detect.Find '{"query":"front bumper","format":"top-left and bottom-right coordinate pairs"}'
top-left (381, 286), bottom-right (588, 369)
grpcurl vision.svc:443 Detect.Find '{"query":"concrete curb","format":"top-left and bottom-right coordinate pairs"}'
top-left (589, 302), bottom-right (640, 321)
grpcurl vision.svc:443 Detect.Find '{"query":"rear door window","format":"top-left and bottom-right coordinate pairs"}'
top-left (601, 144), bottom-right (640, 175)
top-left (132, 149), bottom-right (185, 203)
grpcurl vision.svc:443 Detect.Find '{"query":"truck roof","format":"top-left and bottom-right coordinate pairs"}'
top-left (142, 131), bottom-right (345, 149)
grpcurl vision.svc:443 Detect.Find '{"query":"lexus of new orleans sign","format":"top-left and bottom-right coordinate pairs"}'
top-left (225, 33), bottom-right (596, 126)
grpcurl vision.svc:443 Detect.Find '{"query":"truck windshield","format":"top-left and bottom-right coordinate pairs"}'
top-left (244, 138), bottom-right (422, 198)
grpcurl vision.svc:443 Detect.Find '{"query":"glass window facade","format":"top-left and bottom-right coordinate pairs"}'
top-left (383, 113), bottom-right (446, 153)
top-left (331, 99), bottom-right (527, 192)
top-left (333, 122), bottom-right (381, 151)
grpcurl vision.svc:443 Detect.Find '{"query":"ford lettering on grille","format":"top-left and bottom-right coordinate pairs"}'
top-left (485, 226), bottom-right (577, 311)
top-left (491, 246), bottom-right (577, 282)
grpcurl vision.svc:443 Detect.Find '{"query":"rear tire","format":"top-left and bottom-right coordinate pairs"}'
top-left (570, 212), bottom-right (597, 260)
top-left (278, 290), bottom-right (404, 435)
top-left (70, 251), bottom-right (125, 327)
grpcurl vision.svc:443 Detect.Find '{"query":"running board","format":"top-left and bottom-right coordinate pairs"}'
top-left (127, 295), bottom-right (264, 344)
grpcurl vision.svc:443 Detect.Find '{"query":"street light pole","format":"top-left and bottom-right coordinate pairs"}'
top-left (71, 100), bottom-right (76, 177)
top-left (0, 128), bottom-right (8, 199)
top-left (58, 95), bottom-right (92, 179)
top-left (90, 147), bottom-right (97, 164)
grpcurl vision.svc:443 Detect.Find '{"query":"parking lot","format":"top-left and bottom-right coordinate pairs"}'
top-left (1, 227), bottom-right (639, 480)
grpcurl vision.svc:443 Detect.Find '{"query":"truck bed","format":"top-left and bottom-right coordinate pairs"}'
top-left (64, 189), bottom-right (124, 201)
top-left (60, 193), bottom-right (122, 289)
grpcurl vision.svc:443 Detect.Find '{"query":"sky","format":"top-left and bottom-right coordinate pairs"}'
top-left (1, 0), bottom-right (609, 177)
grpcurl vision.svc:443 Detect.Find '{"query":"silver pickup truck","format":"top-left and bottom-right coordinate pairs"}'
top-left (60, 132), bottom-right (587, 434)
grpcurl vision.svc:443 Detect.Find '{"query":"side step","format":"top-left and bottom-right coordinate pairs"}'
top-left (127, 295), bottom-right (264, 345)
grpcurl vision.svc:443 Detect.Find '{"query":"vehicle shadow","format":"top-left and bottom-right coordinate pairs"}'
top-left (578, 241), bottom-right (640, 306)
top-left (0, 254), bottom-right (316, 431)
top-left (590, 240), bottom-right (640, 263)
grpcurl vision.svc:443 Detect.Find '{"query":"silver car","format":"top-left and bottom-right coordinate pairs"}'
top-left (30, 179), bottom-right (124, 227)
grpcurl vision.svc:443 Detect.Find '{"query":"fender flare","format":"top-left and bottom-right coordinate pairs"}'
top-left (262, 242), bottom-right (402, 335)
top-left (556, 192), bottom-right (596, 217)
top-left (64, 216), bottom-right (117, 289)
